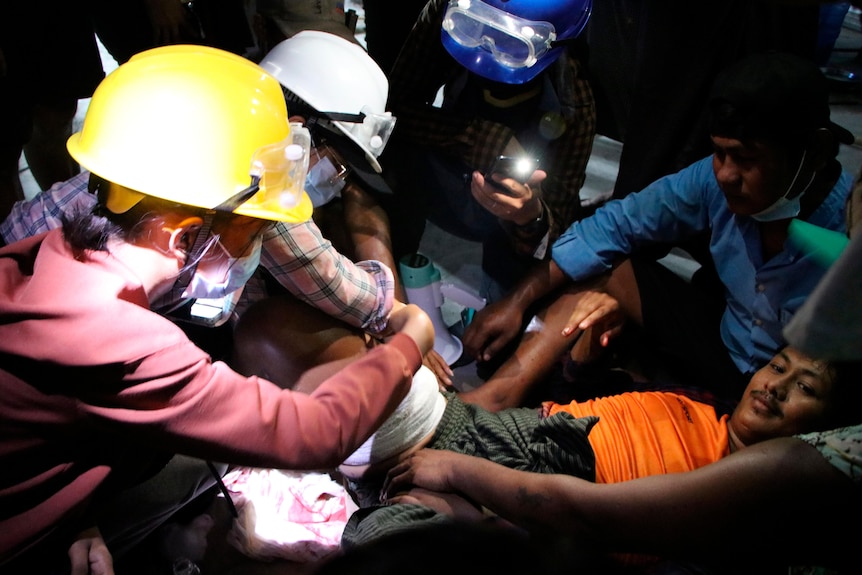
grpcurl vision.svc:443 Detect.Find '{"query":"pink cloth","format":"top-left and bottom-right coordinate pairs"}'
top-left (222, 467), bottom-right (358, 562)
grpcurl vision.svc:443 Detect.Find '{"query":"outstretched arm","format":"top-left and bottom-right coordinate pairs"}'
top-left (384, 438), bottom-right (858, 569)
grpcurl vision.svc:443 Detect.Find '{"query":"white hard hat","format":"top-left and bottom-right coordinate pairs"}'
top-left (260, 30), bottom-right (395, 173)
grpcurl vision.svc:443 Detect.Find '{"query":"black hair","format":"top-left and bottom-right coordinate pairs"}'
top-left (708, 99), bottom-right (840, 160)
top-left (60, 174), bottom-right (198, 255)
top-left (708, 99), bottom-right (803, 151)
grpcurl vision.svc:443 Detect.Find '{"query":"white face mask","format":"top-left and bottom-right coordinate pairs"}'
top-left (182, 236), bottom-right (262, 300)
top-left (751, 150), bottom-right (814, 222)
top-left (305, 155), bottom-right (347, 208)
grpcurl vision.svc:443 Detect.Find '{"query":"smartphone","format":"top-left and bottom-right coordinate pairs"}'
top-left (484, 155), bottom-right (539, 194)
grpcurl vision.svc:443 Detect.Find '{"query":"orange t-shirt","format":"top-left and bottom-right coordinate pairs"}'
top-left (546, 391), bottom-right (730, 484)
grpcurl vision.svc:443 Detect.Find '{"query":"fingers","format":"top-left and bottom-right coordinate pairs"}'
top-left (471, 172), bottom-right (528, 209)
top-left (462, 305), bottom-right (518, 362)
top-left (388, 304), bottom-right (435, 356)
top-left (386, 493), bottom-right (423, 506)
top-left (68, 529), bottom-right (114, 575)
top-left (560, 292), bottom-right (622, 336)
top-left (382, 461), bottom-right (410, 499)
top-left (526, 169), bottom-right (548, 187)
top-left (475, 333), bottom-right (508, 363)
top-left (423, 350), bottom-right (454, 390)
top-left (462, 325), bottom-right (499, 363)
top-left (560, 306), bottom-right (612, 336)
top-left (600, 323), bottom-right (624, 347)
top-left (472, 172), bottom-right (545, 226)
top-left (68, 540), bottom-right (89, 575)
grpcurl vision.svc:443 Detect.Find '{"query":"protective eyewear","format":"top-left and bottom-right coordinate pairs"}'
top-left (345, 105), bottom-right (396, 157)
top-left (283, 88), bottom-right (395, 158)
top-left (443, 0), bottom-right (557, 69)
top-left (314, 107), bottom-right (396, 159)
top-left (216, 123), bottom-right (312, 213)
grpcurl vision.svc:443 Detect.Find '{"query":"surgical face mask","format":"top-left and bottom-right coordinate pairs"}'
top-left (182, 236), bottom-right (263, 300)
top-left (305, 146), bottom-right (349, 207)
top-left (751, 150), bottom-right (814, 222)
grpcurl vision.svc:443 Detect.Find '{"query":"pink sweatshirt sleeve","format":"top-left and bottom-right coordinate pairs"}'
top-left (102, 332), bottom-right (424, 471)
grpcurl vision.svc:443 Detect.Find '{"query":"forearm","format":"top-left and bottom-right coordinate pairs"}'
top-left (555, 437), bottom-right (859, 568)
top-left (445, 455), bottom-right (589, 534)
top-left (261, 222), bottom-right (395, 333)
top-left (446, 437), bottom-right (858, 568)
top-left (509, 258), bottom-right (569, 313)
top-left (341, 182), bottom-right (406, 302)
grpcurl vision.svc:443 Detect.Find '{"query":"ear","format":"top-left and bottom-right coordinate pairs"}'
top-left (166, 216), bottom-right (204, 261)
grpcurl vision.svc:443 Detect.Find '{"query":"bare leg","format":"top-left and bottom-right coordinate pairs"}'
top-left (230, 293), bottom-right (370, 391)
top-left (458, 286), bottom-right (596, 411)
top-left (459, 260), bottom-right (642, 411)
top-left (604, 259), bottom-right (642, 325)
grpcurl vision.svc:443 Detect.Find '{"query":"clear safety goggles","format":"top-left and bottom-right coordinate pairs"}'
top-left (216, 123), bottom-right (312, 213)
top-left (345, 105), bottom-right (396, 157)
top-left (443, 0), bottom-right (557, 69)
top-left (282, 87), bottom-right (396, 158)
top-left (316, 106), bottom-right (396, 158)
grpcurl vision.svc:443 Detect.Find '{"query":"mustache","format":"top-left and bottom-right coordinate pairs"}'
top-left (751, 389), bottom-right (780, 416)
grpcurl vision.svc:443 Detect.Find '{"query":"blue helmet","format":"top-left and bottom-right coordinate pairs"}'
top-left (440, 0), bottom-right (592, 84)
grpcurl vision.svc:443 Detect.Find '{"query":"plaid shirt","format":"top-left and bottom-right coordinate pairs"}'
top-left (386, 0), bottom-right (596, 250)
top-left (246, 220), bottom-right (394, 334)
top-left (0, 172), bottom-right (394, 334)
top-left (0, 172), bottom-right (92, 244)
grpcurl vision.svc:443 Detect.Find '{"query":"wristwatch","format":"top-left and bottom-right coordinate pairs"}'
top-left (518, 202), bottom-right (546, 234)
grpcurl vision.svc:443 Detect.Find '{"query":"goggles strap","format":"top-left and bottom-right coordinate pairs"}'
top-left (282, 88), bottom-right (367, 124)
top-left (215, 178), bottom-right (261, 213)
top-left (549, 37), bottom-right (580, 49)
top-left (317, 110), bottom-right (366, 123)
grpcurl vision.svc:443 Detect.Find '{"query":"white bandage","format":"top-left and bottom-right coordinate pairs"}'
top-left (341, 365), bottom-right (446, 467)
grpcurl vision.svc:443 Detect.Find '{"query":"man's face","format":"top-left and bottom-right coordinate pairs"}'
top-left (711, 136), bottom-right (800, 217)
top-left (729, 347), bottom-right (837, 446)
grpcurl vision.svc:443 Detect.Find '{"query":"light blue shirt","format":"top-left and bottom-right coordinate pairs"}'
top-left (552, 156), bottom-right (851, 376)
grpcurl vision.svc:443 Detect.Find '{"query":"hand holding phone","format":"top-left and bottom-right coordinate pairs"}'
top-left (484, 155), bottom-right (539, 195)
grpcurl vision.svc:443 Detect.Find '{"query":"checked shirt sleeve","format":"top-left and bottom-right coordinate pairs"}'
top-left (258, 221), bottom-right (395, 335)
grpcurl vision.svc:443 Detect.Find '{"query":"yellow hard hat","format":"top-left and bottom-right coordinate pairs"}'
top-left (67, 45), bottom-right (312, 223)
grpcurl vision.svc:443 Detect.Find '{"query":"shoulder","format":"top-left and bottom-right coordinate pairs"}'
top-left (796, 424), bottom-right (862, 484)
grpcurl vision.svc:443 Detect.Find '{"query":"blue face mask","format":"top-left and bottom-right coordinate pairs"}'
top-left (305, 155), bottom-right (348, 208)
top-left (182, 236), bottom-right (263, 300)
top-left (751, 150), bottom-right (814, 223)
